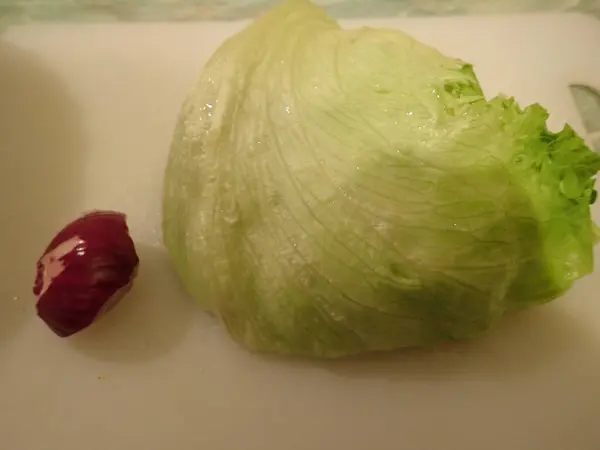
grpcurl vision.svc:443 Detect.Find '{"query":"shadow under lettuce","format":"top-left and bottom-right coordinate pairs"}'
top-left (315, 299), bottom-right (600, 380)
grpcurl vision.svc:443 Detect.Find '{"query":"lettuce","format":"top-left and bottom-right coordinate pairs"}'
top-left (162, 0), bottom-right (600, 357)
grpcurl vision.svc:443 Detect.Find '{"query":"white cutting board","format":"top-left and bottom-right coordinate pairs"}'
top-left (1, 13), bottom-right (600, 450)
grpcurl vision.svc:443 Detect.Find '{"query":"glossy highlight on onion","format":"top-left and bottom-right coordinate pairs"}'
top-left (33, 211), bottom-right (139, 337)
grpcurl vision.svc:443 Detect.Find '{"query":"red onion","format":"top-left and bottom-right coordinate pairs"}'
top-left (33, 211), bottom-right (139, 337)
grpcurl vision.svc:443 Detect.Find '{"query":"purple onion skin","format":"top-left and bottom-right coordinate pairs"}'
top-left (33, 211), bottom-right (139, 337)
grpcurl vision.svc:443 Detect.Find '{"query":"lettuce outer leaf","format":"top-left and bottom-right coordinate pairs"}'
top-left (162, 0), bottom-right (600, 357)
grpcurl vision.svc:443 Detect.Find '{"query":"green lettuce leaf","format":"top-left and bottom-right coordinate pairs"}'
top-left (162, 0), bottom-right (600, 357)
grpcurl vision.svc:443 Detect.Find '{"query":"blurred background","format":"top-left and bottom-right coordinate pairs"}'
top-left (0, 0), bottom-right (599, 23)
